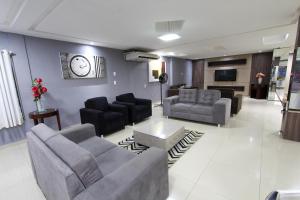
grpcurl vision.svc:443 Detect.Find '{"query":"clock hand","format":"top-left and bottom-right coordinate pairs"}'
top-left (79, 64), bottom-right (87, 69)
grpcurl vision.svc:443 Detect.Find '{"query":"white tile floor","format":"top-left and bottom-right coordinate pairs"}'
top-left (1, 97), bottom-right (300, 200)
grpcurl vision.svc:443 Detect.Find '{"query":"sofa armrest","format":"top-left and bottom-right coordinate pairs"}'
top-left (213, 98), bottom-right (231, 125)
top-left (164, 95), bottom-right (179, 104)
top-left (163, 95), bottom-right (179, 116)
top-left (74, 147), bottom-right (169, 200)
top-left (108, 104), bottom-right (129, 124)
top-left (135, 98), bottom-right (152, 106)
top-left (80, 108), bottom-right (105, 136)
top-left (135, 98), bottom-right (152, 117)
top-left (113, 101), bottom-right (135, 108)
top-left (113, 101), bottom-right (136, 119)
top-left (231, 94), bottom-right (242, 114)
top-left (59, 123), bottom-right (96, 144)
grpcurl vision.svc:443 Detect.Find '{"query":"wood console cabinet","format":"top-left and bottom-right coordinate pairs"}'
top-left (281, 110), bottom-right (300, 142)
top-left (250, 84), bottom-right (269, 99)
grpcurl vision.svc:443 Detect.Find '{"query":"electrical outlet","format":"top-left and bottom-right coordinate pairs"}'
top-left (113, 80), bottom-right (117, 85)
top-left (144, 84), bottom-right (147, 88)
top-left (113, 72), bottom-right (116, 77)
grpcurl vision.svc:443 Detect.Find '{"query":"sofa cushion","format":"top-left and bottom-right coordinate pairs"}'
top-left (78, 137), bottom-right (116, 158)
top-left (190, 104), bottom-right (213, 115)
top-left (135, 105), bottom-right (148, 112)
top-left (179, 89), bottom-right (197, 103)
top-left (116, 93), bottom-right (136, 104)
top-left (95, 146), bottom-right (136, 176)
top-left (46, 134), bottom-right (103, 188)
top-left (31, 123), bottom-right (58, 142)
top-left (171, 103), bottom-right (193, 113)
top-left (197, 90), bottom-right (221, 105)
top-left (85, 97), bottom-right (109, 111)
top-left (103, 111), bottom-right (123, 122)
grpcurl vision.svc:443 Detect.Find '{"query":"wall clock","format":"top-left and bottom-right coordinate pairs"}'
top-left (70, 55), bottom-right (91, 77)
top-left (60, 52), bottom-right (105, 79)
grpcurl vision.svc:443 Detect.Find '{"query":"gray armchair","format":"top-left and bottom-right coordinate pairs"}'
top-left (27, 123), bottom-right (169, 200)
top-left (163, 89), bottom-right (231, 126)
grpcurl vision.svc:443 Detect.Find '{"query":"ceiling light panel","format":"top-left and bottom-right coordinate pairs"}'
top-left (155, 20), bottom-right (184, 33)
top-left (158, 33), bottom-right (181, 41)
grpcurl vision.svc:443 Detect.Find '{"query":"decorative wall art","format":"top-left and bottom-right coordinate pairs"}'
top-left (60, 52), bottom-right (105, 79)
top-left (148, 60), bottom-right (166, 82)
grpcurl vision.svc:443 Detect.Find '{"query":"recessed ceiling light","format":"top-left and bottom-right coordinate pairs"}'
top-left (158, 33), bottom-right (181, 42)
top-left (285, 33), bottom-right (290, 40)
top-left (167, 52), bottom-right (175, 56)
top-left (223, 54), bottom-right (227, 56)
top-left (89, 42), bottom-right (95, 45)
top-left (258, 50), bottom-right (262, 53)
top-left (177, 53), bottom-right (187, 57)
top-left (262, 33), bottom-right (289, 45)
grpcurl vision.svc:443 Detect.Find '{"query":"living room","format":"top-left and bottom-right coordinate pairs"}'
top-left (1, 1), bottom-right (300, 200)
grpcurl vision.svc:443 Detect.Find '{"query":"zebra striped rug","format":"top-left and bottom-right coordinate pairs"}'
top-left (118, 129), bottom-right (204, 168)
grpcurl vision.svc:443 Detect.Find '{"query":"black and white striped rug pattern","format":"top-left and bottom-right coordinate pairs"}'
top-left (118, 129), bottom-right (204, 168)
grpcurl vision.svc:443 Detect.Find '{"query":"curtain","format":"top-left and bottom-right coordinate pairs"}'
top-left (0, 50), bottom-right (23, 129)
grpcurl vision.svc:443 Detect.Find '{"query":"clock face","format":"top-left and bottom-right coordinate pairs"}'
top-left (70, 55), bottom-right (91, 77)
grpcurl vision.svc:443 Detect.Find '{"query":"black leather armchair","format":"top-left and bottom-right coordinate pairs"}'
top-left (217, 89), bottom-right (242, 115)
top-left (114, 93), bottom-right (152, 124)
top-left (80, 97), bottom-right (128, 136)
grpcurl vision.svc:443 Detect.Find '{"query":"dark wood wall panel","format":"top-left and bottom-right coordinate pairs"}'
top-left (250, 52), bottom-right (273, 84)
top-left (192, 60), bottom-right (204, 89)
top-left (207, 86), bottom-right (245, 91)
top-left (208, 59), bottom-right (247, 67)
top-left (295, 16), bottom-right (300, 47)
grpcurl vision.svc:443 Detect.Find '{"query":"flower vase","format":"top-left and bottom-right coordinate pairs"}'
top-left (258, 77), bottom-right (263, 85)
top-left (36, 99), bottom-right (45, 112)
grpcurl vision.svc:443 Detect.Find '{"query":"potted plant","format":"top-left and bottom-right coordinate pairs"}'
top-left (256, 72), bottom-right (265, 85)
top-left (32, 78), bottom-right (48, 112)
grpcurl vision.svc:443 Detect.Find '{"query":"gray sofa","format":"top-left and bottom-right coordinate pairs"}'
top-left (27, 123), bottom-right (169, 200)
top-left (163, 89), bottom-right (231, 125)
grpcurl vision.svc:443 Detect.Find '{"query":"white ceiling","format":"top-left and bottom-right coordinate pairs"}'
top-left (1, 0), bottom-right (300, 59)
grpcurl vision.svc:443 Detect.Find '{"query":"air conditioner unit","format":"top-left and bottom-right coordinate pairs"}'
top-left (124, 51), bottom-right (160, 62)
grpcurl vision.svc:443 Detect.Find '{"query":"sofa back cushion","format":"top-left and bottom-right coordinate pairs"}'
top-left (179, 89), bottom-right (197, 103)
top-left (85, 97), bottom-right (109, 111)
top-left (45, 134), bottom-right (104, 188)
top-left (116, 93), bottom-right (136, 103)
top-left (31, 123), bottom-right (58, 142)
top-left (31, 124), bottom-right (104, 188)
top-left (27, 131), bottom-right (85, 200)
top-left (197, 90), bottom-right (221, 105)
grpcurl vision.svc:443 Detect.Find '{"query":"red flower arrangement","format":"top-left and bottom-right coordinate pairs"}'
top-left (32, 78), bottom-right (48, 101)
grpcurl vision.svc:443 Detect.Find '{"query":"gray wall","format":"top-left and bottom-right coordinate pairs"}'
top-left (129, 57), bottom-right (172, 104)
top-left (0, 32), bottom-right (192, 145)
top-left (170, 57), bottom-right (193, 86)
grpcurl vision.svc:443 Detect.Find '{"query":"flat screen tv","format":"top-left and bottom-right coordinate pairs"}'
top-left (215, 69), bottom-right (237, 81)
